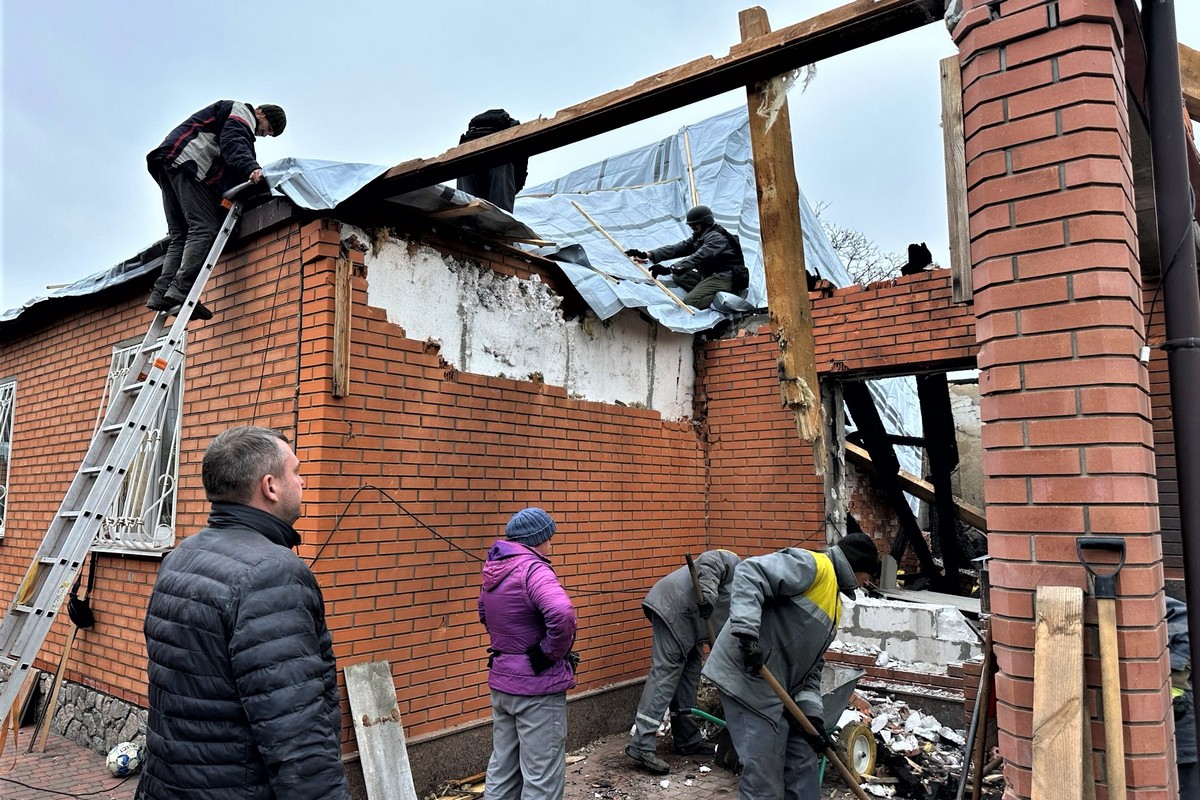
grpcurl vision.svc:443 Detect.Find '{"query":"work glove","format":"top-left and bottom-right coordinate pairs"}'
top-left (649, 263), bottom-right (671, 277)
top-left (737, 635), bottom-right (764, 675)
top-left (790, 714), bottom-right (832, 753)
top-left (697, 600), bottom-right (714, 619)
top-left (527, 645), bottom-right (555, 675)
top-left (624, 248), bottom-right (649, 260)
top-left (565, 650), bottom-right (582, 674)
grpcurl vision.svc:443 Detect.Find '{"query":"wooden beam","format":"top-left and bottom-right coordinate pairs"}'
top-left (333, 257), bottom-right (352, 398)
top-left (741, 6), bottom-right (825, 471)
top-left (1031, 586), bottom-right (1086, 800)
top-left (916, 373), bottom-right (968, 584)
top-left (1182, 43), bottom-right (1200, 122)
top-left (345, 660), bottom-right (419, 800)
top-left (823, 381), bottom-right (848, 542)
top-left (352, 0), bottom-right (946, 199)
top-left (940, 55), bottom-right (973, 303)
top-left (846, 441), bottom-right (988, 531)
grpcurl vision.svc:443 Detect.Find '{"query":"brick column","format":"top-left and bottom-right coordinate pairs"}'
top-left (953, 2), bottom-right (1172, 799)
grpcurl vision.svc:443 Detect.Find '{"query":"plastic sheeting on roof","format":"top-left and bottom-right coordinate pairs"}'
top-left (514, 106), bottom-right (854, 336)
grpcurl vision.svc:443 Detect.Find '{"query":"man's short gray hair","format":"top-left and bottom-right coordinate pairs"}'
top-left (202, 426), bottom-right (289, 505)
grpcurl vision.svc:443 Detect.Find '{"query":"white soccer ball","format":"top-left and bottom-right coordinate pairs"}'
top-left (106, 741), bottom-right (143, 777)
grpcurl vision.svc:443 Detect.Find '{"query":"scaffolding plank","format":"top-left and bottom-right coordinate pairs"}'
top-left (1031, 585), bottom-right (1086, 800)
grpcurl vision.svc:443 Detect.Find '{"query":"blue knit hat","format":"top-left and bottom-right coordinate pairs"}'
top-left (506, 507), bottom-right (556, 547)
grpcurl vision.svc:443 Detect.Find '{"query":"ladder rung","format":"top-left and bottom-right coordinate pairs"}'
top-left (81, 465), bottom-right (102, 477)
top-left (38, 557), bottom-right (58, 566)
top-left (101, 422), bottom-right (125, 435)
top-left (59, 511), bottom-right (81, 520)
top-left (122, 381), bottom-right (146, 395)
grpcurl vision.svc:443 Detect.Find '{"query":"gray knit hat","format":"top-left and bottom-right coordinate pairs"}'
top-left (257, 104), bottom-right (287, 135)
top-left (505, 507), bottom-right (556, 547)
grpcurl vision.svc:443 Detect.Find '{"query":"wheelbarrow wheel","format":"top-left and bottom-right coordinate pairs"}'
top-left (836, 721), bottom-right (876, 779)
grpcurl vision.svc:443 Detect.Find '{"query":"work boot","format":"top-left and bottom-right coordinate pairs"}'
top-left (146, 291), bottom-right (172, 312)
top-left (673, 739), bottom-right (715, 757)
top-left (164, 301), bottom-right (214, 322)
top-left (625, 745), bottom-right (669, 775)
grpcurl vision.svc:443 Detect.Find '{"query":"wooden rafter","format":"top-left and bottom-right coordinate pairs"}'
top-left (351, 0), bottom-right (947, 200)
top-left (1182, 43), bottom-right (1200, 122)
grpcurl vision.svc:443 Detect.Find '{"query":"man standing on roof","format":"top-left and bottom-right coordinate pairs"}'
top-left (138, 426), bottom-right (348, 800)
top-left (479, 507), bottom-right (578, 800)
top-left (626, 549), bottom-right (740, 775)
top-left (701, 533), bottom-right (880, 800)
top-left (624, 205), bottom-right (749, 310)
top-left (146, 101), bottom-right (286, 321)
top-left (457, 109), bottom-right (528, 212)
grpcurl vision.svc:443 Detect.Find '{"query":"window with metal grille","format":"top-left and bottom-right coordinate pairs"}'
top-left (0, 380), bottom-right (14, 539)
top-left (91, 338), bottom-right (184, 553)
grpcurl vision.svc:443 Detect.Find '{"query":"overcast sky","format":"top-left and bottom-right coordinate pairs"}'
top-left (2, 2), bottom-right (1196, 311)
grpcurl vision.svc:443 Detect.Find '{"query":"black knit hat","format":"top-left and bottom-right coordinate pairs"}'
top-left (836, 532), bottom-right (880, 578)
top-left (258, 104), bottom-right (287, 136)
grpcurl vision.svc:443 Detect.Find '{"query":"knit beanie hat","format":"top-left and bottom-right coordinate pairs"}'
top-left (258, 104), bottom-right (287, 135)
top-left (836, 532), bottom-right (880, 578)
top-left (505, 507), bottom-right (556, 547)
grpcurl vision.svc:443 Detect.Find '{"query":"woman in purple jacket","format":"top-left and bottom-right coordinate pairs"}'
top-left (479, 508), bottom-right (578, 800)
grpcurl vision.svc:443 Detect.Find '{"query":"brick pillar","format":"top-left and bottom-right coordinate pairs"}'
top-left (952, 2), bottom-right (1173, 799)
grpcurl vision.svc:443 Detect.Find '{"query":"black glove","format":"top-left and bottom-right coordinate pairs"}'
top-left (737, 635), bottom-right (764, 674)
top-left (649, 263), bottom-right (671, 277)
top-left (792, 715), bottom-right (832, 753)
top-left (697, 601), bottom-right (714, 619)
top-left (565, 650), bottom-right (581, 674)
top-left (527, 645), bottom-right (555, 675)
top-left (624, 248), bottom-right (649, 260)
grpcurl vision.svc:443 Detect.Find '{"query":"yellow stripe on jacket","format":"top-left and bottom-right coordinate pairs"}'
top-left (807, 552), bottom-right (842, 627)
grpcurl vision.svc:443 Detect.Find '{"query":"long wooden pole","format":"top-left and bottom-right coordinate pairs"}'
top-left (683, 130), bottom-right (700, 207)
top-left (570, 201), bottom-right (695, 314)
top-left (684, 554), bottom-right (718, 647)
top-left (759, 665), bottom-right (872, 800)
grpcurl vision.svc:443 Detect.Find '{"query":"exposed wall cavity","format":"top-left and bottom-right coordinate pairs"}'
top-left (347, 226), bottom-right (695, 420)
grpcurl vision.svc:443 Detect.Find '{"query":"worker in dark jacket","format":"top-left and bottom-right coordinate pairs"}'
top-left (137, 426), bottom-right (348, 800)
top-left (479, 507), bottom-right (578, 800)
top-left (145, 100), bottom-right (286, 320)
top-left (626, 549), bottom-right (740, 774)
top-left (625, 205), bottom-right (749, 309)
top-left (1167, 597), bottom-right (1197, 799)
top-left (456, 109), bottom-right (528, 212)
top-left (701, 533), bottom-right (879, 800)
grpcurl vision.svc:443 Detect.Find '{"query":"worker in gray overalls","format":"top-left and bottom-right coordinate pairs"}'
top-left (626, 549), bottom-right (740, 774)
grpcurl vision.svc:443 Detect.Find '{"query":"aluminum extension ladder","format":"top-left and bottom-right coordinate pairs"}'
top-left (0, 180), bottom-right (259, 723)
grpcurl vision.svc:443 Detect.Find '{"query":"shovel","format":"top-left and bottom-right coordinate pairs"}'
top-left (685, 554), bottom-right (719, 648)
top-left (1077, 536), bottom-right (1127, 800)
top-left (759, 665), bottom-right (872, 800)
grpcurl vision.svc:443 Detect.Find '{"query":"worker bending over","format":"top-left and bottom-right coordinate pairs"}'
top-left (625, 205), bottom-right (749, 309)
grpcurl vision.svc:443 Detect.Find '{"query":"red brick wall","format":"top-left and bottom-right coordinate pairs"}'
top-left (954, 2), bottom-right (1171, 798)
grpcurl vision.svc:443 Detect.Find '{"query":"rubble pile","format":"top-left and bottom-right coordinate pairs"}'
top-left (839, 689), bottom-right (1002, 800)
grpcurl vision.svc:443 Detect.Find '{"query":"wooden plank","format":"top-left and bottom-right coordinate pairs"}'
top-left (940, 55), bottom-right (972, 303)
top-left (353, 0), bottom-right (946, 199)
top-left (741, 6), bottom-right (825, 474)
top-left (1031, 586), bottom-right (1085, 800)
top-left (345, 660), bottom-right (419, 800)
top-left (846, 441), bottom-right (988, 531)
top-left (1181, 43), bottom-right (1200, 122)
top-left (333, 258), bottom-right (352, 398)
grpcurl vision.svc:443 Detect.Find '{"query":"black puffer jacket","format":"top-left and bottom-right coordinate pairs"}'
top-left (137, 503), bottom-right (348, 800)
top-left (648, 223), bottom-right (748, 290)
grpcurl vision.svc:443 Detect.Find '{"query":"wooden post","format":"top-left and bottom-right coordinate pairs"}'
top-left (1031, 585), bottom-right (1086, 800)
top-left (333, 257), bottom-right (352, 398)
top-left (740, 6), bottom-right (825, 475)
top-left (940, 55), bottom-right (972, 304)
top-left (822, 381), bottom-right (847, 543)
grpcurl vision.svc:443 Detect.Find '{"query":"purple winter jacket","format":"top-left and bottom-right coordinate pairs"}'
top-left (478, 540), bottom-right (577, 696)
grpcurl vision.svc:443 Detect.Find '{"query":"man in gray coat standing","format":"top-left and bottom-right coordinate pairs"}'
top-left (138, 426), bottom-right (348, 800)
top-left (701, 533), bottom-right (879, 800)
top-left (626, 549), bottom-right (740, 774)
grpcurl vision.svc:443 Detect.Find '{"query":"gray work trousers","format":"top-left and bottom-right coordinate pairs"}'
top-left (152, 168), bottom-right (223, 299)
top-left (719, 690), bottom-right (820, 800)
top-left (629, 612), bottom-right (703, 752)
top-left (485, 690), bottom-right (566, 800)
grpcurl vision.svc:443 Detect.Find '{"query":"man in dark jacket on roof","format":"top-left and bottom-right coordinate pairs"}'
top-left (626, 549), bottom-right (740, 774)
top-left (456, 109), bottom-right (528, 212)
top-left (137, 426), bottom-right (348, 800)
top-left (479, 507), bottom-right (578, 800)
top-left (701, 533), bottom-right (879, 800)
top-left (625, 205), bottom-right (749, 309)
top-left (145, 100), bottom-right (286, 320)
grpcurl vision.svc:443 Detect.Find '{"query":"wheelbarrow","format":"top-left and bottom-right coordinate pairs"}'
top-left (692, 663), bottom-right (875, 779)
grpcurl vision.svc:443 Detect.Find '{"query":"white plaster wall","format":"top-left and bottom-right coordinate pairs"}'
top-left (349, 226), bottom-right (695, 419)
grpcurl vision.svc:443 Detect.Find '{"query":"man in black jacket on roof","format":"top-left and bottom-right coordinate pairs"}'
top-left (145, 101), bottom-right (286, 320)
top-left (137, 426), bottom-right (348, 800)
top-left (625, 205), bottom-right (749, 310)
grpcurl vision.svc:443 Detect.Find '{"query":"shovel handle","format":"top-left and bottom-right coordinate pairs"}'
top-left (685, 554), bottom-right (718, 646)
top-left (758, 665), bottom-right (872, 800)
top-left (1076, 537), bottom-right (1126, 599)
